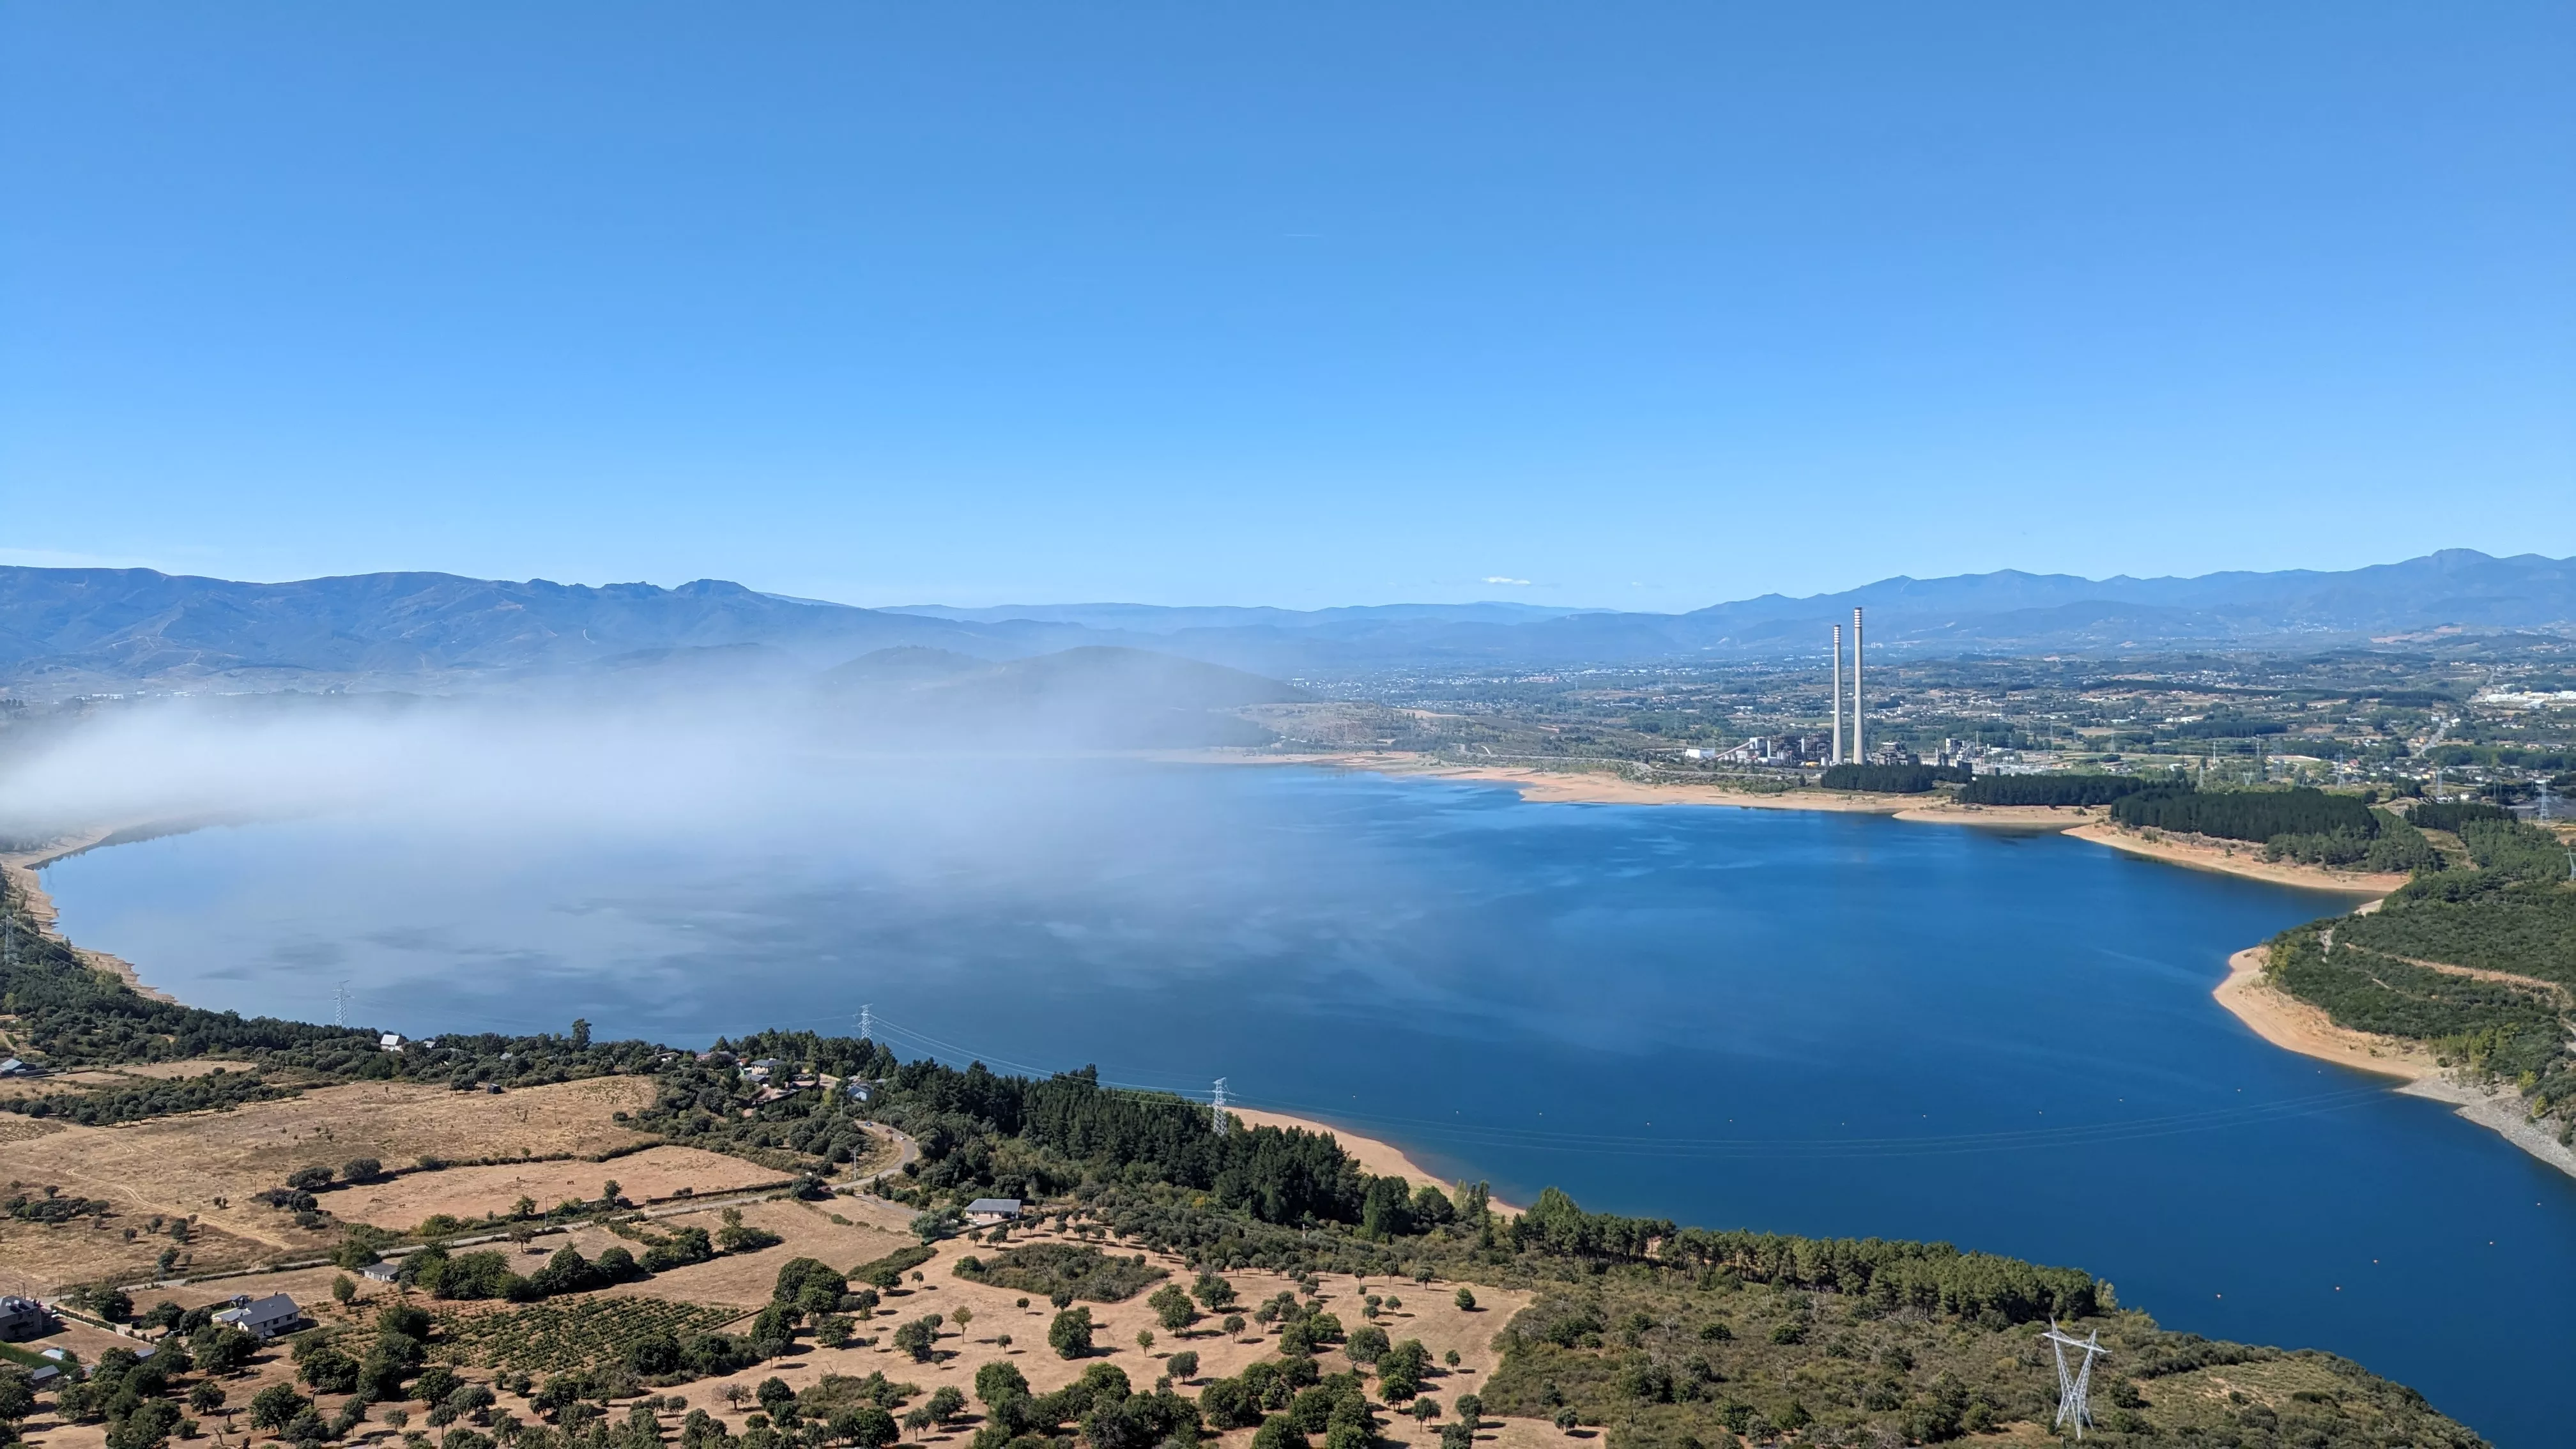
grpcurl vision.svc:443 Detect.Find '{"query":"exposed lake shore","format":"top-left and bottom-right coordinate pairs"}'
top-left (1254, 748), bottom-right (2403, 891)
top-left (2215, 946), bottom-right (2576, 1180)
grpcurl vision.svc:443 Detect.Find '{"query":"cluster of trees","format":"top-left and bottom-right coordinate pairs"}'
top-left (1817, 764), bottom-right (1970, 794)
top-left (2110, 786), bottom-right (2379, 843)
top-left (634, 1056), bottom-right (882, 1174)
top-left (1954, 774), bottom-right (2156, 807)
top-left (2166, 716), bottom-right (2287, 739)
top-left (2406, 801), bottom-right (2513, 832)
top-left (967, 1359), bottom-right (1204, 1449)
top-left (1198, 1358), bottom-right (1383, 1449)
top-left (398, 1242), bottom-right (666, 1303)
top-left (2264, 809), bottom-right (2441, 873)
top-left (815, 1053), bottom-right (1438, 1232)
top-left (1, 1065), bottom-right (288, 1123)
top-left (1500, 1189), bottom-right (2104, 1326)
top-left (3, 1184), bottom-right (110, 1223)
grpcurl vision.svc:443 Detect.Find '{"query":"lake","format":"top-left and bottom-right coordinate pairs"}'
top-left (41, 762), bottom-right (2576, 1445)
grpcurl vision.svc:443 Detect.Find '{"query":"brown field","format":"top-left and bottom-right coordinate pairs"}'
top-left (0, 1060), bottom-right (243, 1098)
top-left (332, 1146), bottom-right (790, 1230)
top-left (12, 1193), bottom-right (1534, 1449)
top-left (0, 1075), bottom-right (659, 1291)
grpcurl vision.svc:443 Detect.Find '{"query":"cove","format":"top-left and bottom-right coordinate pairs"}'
top-left (38, 762), bottom-right (2576, 1446)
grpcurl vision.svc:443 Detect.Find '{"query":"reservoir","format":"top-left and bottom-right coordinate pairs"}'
top-left (40, 762), bottom-right (2576, 1445)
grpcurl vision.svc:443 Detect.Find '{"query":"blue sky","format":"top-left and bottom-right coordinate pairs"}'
top-left (3, 3), bottom-right (2570, 611)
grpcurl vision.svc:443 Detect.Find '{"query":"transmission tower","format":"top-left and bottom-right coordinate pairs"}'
top-left (2041, 1320), bottom-right (2108, 1439)
top-left (332, 981), bottom-right (350, 1027)
top-left (858, 1004), bottom-right (875, 1042)
top-left (1210, 1078), bottom-right (1229, 1133)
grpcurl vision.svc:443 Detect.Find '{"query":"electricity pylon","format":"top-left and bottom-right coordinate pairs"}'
top-left (1211, 1078), bottom-right (1229, 1133)
top-left (2041, 1320), bottom-right (2108, 1439)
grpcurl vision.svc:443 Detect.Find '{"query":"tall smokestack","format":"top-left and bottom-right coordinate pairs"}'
top-left (1851, 607), bottom-right (1864, 763)
top-left (1830, 624), bottom-right (1843, 766)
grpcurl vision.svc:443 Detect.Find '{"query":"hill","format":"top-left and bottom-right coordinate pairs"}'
top-left (2, 550), bottom-right (2571, 695)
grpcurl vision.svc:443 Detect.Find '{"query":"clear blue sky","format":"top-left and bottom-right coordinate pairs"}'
top-left (3, 3), bottom-right (2570, 611)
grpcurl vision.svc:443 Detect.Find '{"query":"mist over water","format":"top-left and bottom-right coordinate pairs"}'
top-left (12, 710), bottom-right (2574, 1445)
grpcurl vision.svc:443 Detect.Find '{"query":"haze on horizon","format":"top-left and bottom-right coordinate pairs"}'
top-left (5, 3), bottom-right (2572, 611)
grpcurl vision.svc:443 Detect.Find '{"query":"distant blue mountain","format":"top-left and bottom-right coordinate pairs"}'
top-left (880, 601), bottom-right (1604, 632)
top-left (1, 549), bottom-right (2568, 694)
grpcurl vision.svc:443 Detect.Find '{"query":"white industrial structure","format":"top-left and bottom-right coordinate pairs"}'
top-left (1830, 624), bottom-right (1843, 765)
top-left (1829, 608), bottom-right (1866, 763)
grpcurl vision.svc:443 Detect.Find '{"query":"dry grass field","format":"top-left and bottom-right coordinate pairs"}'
top-left (0, 1060), bottom-right (240, 1098)
top-left (1, 1075), bottom-right (662, 1291)
top-left (331, 1146), bottom-right (789, 1229)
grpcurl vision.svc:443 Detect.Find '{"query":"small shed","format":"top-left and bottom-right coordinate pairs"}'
top-left (361, 1261), bottom-right (401, 1283)
top-left (965, 1198), bottom-right (1023, 1225)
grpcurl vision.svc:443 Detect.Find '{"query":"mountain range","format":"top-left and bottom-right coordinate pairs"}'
top-left (2, 549), bottom-right (2570, 698)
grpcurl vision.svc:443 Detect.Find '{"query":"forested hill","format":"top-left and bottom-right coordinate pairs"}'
top-left (0, 878), bottom-right (2492, 1447)
top-left (2265, 813), bottom-right (2576, 1142)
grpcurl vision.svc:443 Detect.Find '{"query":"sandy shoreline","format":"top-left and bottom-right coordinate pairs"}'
top-left (2213, 947), bottom-right (2576, 1180)
top-left (1, 827), bottom-right (176, 1003)
top-left (1230, 1107), bottom-right (1520, 1215)
top-left (2064, 821), bottom-right (2407, 895)
top-left (1280, 749), bottom-right (2407, 893)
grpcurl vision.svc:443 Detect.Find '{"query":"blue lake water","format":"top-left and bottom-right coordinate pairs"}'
top-left (40, 763), bottom-right (2576, 1445)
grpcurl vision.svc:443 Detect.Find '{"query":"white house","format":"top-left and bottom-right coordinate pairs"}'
top-left (379, 1034), bottom-right (404, 1051)
top-left (965, 1198), bottom-right (1022, 1225)
top-left (212, 1292), bottom-right (302, 1340)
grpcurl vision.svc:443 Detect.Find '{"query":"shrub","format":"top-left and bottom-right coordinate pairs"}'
top-left (1047, 1307), bottom-right (1094, 1360)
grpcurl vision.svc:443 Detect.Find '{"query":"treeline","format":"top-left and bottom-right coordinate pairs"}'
top-left (2405, 801), bottom-right (2512, 832)
top-left (1817, 764), bottom-right (1970, 794)
top-left (1, 1066), bottom-right (289, 1123)
top-left (1505, 1188), bottom-right (2101, 1325)
top-left (866, 1058), bottom-right (1381, 1227)
top-left (1954, 774), bottom-right (2156, 808)
top-left (2110, 786), bottom-right (2375, 842)
top-left (2166, 717), bottom-right (2287, 739)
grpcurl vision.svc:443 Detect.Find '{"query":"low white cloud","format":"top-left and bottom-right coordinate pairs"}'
top-left (1481, 576), bottom-right (1532, 586)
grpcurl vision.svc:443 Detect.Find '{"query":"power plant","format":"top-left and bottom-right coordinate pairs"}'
top-left (1830, 607), bottom-right (1865, 763)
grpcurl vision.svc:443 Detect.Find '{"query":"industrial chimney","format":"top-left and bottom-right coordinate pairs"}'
top-left (1851, 607), bottom-right (1864, 763)
top-left (1830, 624), bottom-right (1843, 766)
